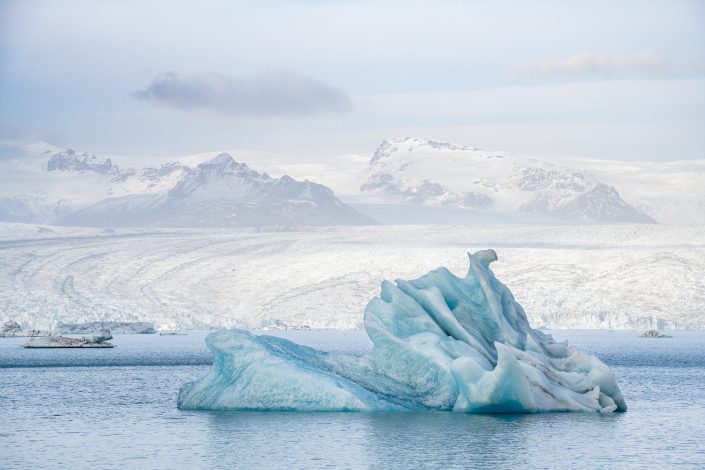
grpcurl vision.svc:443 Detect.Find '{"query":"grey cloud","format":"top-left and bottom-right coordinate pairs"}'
top-left (133, 71), bottom-right (352, 117)
top-left (513, 52), bottom-right (705, 79)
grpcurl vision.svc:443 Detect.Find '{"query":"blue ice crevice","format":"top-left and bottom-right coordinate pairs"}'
top-left (178, 250), bottom-right (627, 413)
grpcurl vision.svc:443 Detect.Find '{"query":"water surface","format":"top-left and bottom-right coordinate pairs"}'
top-left (1, 330), bottom-right (704, 469)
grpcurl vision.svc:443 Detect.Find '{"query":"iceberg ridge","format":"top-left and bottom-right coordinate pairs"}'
top-left (178, 250), bottom-right (626, 413)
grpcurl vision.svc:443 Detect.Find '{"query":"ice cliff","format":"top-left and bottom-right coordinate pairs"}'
top-left (179, 249), bottom-right (627, 412)
top-left (56, 321), bottom-right (156, 334)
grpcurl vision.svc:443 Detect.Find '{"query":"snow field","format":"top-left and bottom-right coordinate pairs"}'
top-left (0, 223), bottom-right (703, 330)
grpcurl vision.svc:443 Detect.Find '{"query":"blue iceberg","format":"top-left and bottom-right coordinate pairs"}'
top-left (178, 250), bottom-right (626, 413)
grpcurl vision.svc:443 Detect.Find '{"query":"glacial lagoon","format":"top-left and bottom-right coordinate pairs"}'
top-left (1, 330), bottom-right (705, 469)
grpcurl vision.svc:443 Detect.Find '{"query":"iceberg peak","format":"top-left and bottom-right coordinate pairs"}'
top-left (470, 249), bottom-right (497, 268)
top-left (178, 250), bottom-right (626, 413)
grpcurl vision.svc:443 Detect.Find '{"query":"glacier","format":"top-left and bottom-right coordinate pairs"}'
top-left (56, 321), bottom-right (157, 334)
top-left (178, 250), bottom-right (626, 413)
top-left (3, 223), bottom-right (700, 331)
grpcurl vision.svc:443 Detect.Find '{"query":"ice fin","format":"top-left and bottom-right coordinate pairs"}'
top-left (178, 250), bottom-right (627, 413)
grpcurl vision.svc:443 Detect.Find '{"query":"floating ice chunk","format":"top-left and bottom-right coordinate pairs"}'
top-left (640, 329), bottom-right (672, 338)
top-left (24, 334), bottom-right (114, 348)
top-left (178, 250), bottom-right (627, 413)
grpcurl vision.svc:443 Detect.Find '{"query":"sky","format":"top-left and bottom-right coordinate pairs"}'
top-left (1, 0), bottom-right (704, 169)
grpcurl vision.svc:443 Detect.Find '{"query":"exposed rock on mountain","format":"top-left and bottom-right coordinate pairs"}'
top-left (62, 153), bottom-right (374, 227)
top-left (1, 149), bottom-right (374, 228)
top-left (362, 138), bottom-right (654, 223)
top-left (47, 149), bottom-right (126, 177)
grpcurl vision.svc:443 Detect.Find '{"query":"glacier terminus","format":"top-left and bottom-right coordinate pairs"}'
top-left (178, 250), bottom-right (626, 413)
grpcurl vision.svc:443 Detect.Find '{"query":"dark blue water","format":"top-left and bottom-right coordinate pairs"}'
top-left (1, 330), bottom-right (704, 469)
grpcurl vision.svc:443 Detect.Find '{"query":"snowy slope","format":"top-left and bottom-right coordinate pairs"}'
top-left (62, 153), bottom-right (373, 227)
top-left (0, 147), bottom-right (373, 227)
top-left (0, 193), bottom-right (72, 224)
top-left (1, 222), bottom-right (702, 331)
top-left (361, 138), bottom-right (656, 223)
top-left (568, 158), bottom-right (705, 224)
top-left (2, 138), bottom-right (702, 225)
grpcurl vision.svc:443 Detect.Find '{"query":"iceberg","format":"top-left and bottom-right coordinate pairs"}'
top-left (178, 250), bottom-right (626, 413)
top-left (24, 334), bottom-right (114, 348)
top-left (640, 329), bottom-right (672, 338)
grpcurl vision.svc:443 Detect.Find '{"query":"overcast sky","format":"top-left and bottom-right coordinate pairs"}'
top-left (1, 0), bottom-right (704, 166)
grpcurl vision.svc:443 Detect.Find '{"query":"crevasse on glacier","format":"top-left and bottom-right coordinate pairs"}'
top-left (178, 250), bottom-right (627, 413)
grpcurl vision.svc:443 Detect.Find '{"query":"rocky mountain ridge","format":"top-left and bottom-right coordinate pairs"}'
top-left (0, 149), bottom-right (374, 227)
top-left (361, 138), bottom-right (654, 223)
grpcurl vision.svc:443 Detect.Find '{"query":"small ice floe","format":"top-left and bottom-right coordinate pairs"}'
top-left (24, 331), bottom-right (114, 348)
top-left (640, 329), bottom-right (672, 338)
top-left (159, 331), bottom-right (187, 336)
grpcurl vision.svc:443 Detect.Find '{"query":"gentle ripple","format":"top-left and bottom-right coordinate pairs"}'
top-left (1, 330), bottom-right (704, 469)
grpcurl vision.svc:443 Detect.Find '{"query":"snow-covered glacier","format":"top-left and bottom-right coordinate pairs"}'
top-left (178, 250), bottom-right (626, 413)
top-left (3, 223), bottom-right (702, 331)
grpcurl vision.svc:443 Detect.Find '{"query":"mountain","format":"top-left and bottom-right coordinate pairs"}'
top-left (0, 193), bottom-right (72, 224)
top-left (45, 148), bottom-right (193, 196)
top-left (0, 148), bottom-right (374, 228)
top-left (361, 138), bottom-right (655, 223)
top-left (63, 153), bottom-right (373, 227)
top-left (47, 149), bottom-right (125, 177)
top-left (3, 139), bottom-right (702, 226)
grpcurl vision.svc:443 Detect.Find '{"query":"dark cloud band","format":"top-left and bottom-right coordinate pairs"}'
top-left (133, 71), bottom-right (352, 118)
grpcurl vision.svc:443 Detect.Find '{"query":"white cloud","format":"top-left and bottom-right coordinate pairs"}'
top-left (513, 52), bottom-right (705, 79)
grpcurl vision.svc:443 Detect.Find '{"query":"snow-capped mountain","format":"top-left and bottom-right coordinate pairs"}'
top-left (63, 153), bottom-right (373, 227)
top-left (361, 138), bottom-right (654, 223)
top-left (47, 149), bottom-right (125, 177)
top-left (0, 192), bottom-right (72, 224)
top-left (46, 148), bottom-right (194, 196)
top-left (0, 148), bottom-right (374, 228)
top-left (3, 139), bottom-right (702, 226)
